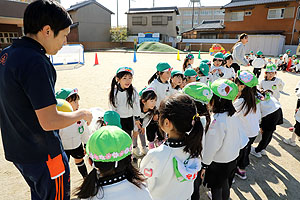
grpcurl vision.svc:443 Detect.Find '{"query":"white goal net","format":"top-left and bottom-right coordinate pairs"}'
top-left (50, 44), bottom-right (84, 65)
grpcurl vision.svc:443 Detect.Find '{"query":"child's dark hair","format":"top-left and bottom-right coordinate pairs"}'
top-left (264, 71), bottom-right (277, 80)
top-left (223, 55), bottom-right (233, 66)
top-left (183, 58), bottom-right (190, 71)
top-left (24, 0), bottom-right (72, 37)
top-left (159, 93), bottom-right (204, 158)
top-left (170, 74), bottom-right (184, 90)
top-left (148, 71), bottom-right (167, 84)
top-left (235, 78), bottom-right (257, 116)
top-left (76, 156), bottom-right (145, 199)
top-left (210, 94), bottom-right (236, 116)
top-left (109, 71), bottom-right (134, 108)
top-left (194, 101), bottom-right (211, 133)
top-left (140, 90), bottom-right (157, 114)
top-left (66, 93), bottom-right (80, 102)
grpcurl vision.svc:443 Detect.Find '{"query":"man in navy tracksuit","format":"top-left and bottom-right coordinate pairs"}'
top-left (0, 1), bottom-right (92, 199)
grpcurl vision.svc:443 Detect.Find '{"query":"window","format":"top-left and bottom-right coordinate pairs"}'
top-left (152, 16), bottom-right (168, 25)
top-left (183, 11), bottom-right (193, 16)
top-left (198, 34), bottom-right (217, 39)
top-left (0, 32), bottom-right (18, 44)
top-left (245, 11), bottom-right (252, 16)
top-left (214, 10), bottom-right (225, 16)
top-left (200, 10), bottom-right (212, 16)
top-left (168, 16), bottom-right (172, 21)
top-left (132, 17), bottom-right (147, 25)
top-left (268, 8), bottom-right (285, 19)
top-left (231, 12), bottom-right (244, 21)
top-left (183, 20), bottom-right (192, 25)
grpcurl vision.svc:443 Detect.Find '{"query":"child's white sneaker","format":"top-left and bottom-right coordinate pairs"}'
top-left (283, 138), bottom-right (296, 147)
top-left (207, 191), bottom-right (212, 200)
top-left (250, 146), bottom-right (262, 158)
top-left (140, 146), bottom-right (148, 155)
top-left (133, 147), bottom-right (142, 157)
top-left (260, 149), bottom-right (267, 156)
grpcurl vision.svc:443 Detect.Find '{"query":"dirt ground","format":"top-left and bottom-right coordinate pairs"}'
top-left (1, 51), bottom-right (300, 200)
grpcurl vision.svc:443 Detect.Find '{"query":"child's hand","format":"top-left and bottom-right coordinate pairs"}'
top-left (133, 131), bottom-right (139, 138)
top-left (153, 114), bottom-right (159, 121)
top-left (212, 69), bottom-right (217, 73)
top-left (200, 169), bottom-right (206, 179)
top-left (81, 109), bottom-right (93, 125)
top-left (139, 128), bottom-right (145, 135)
top-left (135, 120), bottom-right (142, 130)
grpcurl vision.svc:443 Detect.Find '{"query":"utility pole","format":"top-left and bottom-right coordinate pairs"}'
top-left (192, 0), bottom-right (195, 28)
top-left (153, 0), bottom-right (155, 7)
top-left (117, 0), bottom-right (119, 27)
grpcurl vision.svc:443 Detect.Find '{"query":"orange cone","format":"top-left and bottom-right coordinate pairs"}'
top-left (94, 53), bottom-right (99, 65)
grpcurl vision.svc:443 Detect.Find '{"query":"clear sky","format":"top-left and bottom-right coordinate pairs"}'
top-left (61, 0), bottom-right (231, 27)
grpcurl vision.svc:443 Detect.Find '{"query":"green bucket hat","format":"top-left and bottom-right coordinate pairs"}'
top-left (184, 68), bottom-right (197, 77)
top-left (116, 66), bottom-right (134, 75)
top-left (279, 54), bottom-right (283, 57)
top-left (139, 86), bottom-right (156, 96)
top-left (265, 64), bottom-right (277, 72)
top-left (186, 53), bottom-right (194, 60)
top-left (286, 49), bottom-right (291, 53)
top-left (237, 70), bottom-right (258, 88)
top-left (214, 52), bottom-right (224, 60)
top-left (183, 82), bottom-right (213, 104)
top-left (250, 51), bottom-right (253, 53)
top-left (223, 53), bottom-right (232, 60)
top-left (293, 54), bottom-right (297, 58)
top-left (103, 111), bottom-right (122, 128)
top-left (56, 88), bottom-right (78, 100)
top-left (210, 79), bottom-right (238, 101)
top-left (171, 70), bottom-right (184, 77)
top-left (201, 59), bottom-right (210, 64)
top-left (87, 126), bottom-right (132, 162)
top-left (198, 62), bottom-right (209, 76)
top-left (156, 62), bottom-right (173, 72)
top-left (256, 51), bottom-right (263, 56)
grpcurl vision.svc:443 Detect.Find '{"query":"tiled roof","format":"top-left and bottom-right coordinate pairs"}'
top-left (127, 7), bottom-right (179, 15)
top-left (181, 20), bottom-right (224, 33)
top-left (223, 0), bottom-right (293, 8)
top-left (67, 0), bottom-right (114, 14)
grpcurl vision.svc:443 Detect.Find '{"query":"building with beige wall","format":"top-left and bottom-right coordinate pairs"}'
top-left (177, 6), bottom-right (225, 33)
top-left (67, 0), bottom-right (114, 43)
top-left (126, 7), bottom-right (179, 43)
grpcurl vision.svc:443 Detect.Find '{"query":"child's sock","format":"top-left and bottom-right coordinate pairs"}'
top-left (291, 132), bottom-right (297, 142)
top-left (76, 160), bottom-right (88, 178)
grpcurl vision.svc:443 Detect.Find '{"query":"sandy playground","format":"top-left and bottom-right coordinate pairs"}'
top-left (0, 51), bottom-right (300, 200)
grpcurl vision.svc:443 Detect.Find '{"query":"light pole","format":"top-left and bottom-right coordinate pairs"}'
top-left (117, 0), bottom-right (119, 27)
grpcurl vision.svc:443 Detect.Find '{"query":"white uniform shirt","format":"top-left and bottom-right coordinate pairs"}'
top-left (149, 79), bottom-right (175, 108)
top-left (198, 75), bottom-right (211, 85)
top-left (134, 110), bottom-right (154, 132)
top-left (210, 65), bottom-right (225, 82)
top-left (59, 120), bottom-right (90, 150)
top-left (202, 113), bottom-right (249, 165)
top-left (259, 78), bottom-right (285, 100)
top-left (259, 95), bottom-right (281, 118)
top-left (140, 145), bottom-right (199, 200)
top-left (295, 109), bottom-right (300, 123)
top-left (283, 53), bottom-right (289, 64)
top-left (276, 59), bottom-right (283, 66)
top-left (223, 67), bottom-right (235, 80)
top-left (233, 98), bottom-right (261, 138)
top-left (81, 179), bottom-right (152, 200)
top-left (249, 54), bottom-right (256, 60)
top-left (110, 87), bottom-right (141, 118)
top-left (252, 57), bottom-right (265, 69)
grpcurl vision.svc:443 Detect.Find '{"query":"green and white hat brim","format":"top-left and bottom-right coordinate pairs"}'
top-left (117, 67), bottom-right (134, 75)
top-left (161, 68), bottom-right (173, 72)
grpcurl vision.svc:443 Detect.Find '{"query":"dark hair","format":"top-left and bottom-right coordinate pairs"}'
top-left (256, 55), bottom-right (262, 58)
top-left (194, 101), bottom-right (211, 133)
top-left (24, 0), bottom-right (73, 37)
top-left (148, 71), bottom-right (167, 84)
top-left (159, 93), bottom-right (204, 158)
top-left (209, 94), bottom-right (236, 116)
top-left (232, 33), bottom-right (248, 52)
top-left (235, 78), bottom-right (257, 116)
top-left (66, 93), bottom-right (80, 102)
top-left (223, 55), bottom-right (233, 66)
top-left (109, 72), bottom-right (134, 108)
top-left (183, 58), bottom-right (190, 71)
top-left (170, 74), bottom-right (184, 90)
top-left (76, 156), bottom-right (145, 199)
top-left (140, 90), bottom-right (157, 114)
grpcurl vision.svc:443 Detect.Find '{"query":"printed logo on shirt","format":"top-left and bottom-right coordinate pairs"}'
top-left (144, 168), bottom-right (153, 177)
top-left (0, 53), bottom-right (8, 66)
top-left (272, 85), bottom-right (277, 90)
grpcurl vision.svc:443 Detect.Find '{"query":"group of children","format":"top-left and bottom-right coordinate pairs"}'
top-left (53, 50), bottom-right (300, 200)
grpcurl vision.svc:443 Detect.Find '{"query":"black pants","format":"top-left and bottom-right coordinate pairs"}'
top-left (146, 119), bottom-right (164, 142)
top-left (249, 60), bottom-right (253, 66)
top-left (282, 63), bottom-right (287, 71)
top-left (256, 108), bottom-right (283, 152)
top-left (120, 117), bottom-right (134, 137)
top-left (237, 136), bottom-right (256, 169)
top-left (277, 64), bottom-right (284, 71)
top-left (253, 68), bottom-right (262, 79)
top-left (231, 63), bottom-right (240, 73)
top-left (211, 180), bottom-right (230, 200)
top-left (191, 171), bottom-right (202, 200)
top-left (296, 99), bottom-right (300, 109)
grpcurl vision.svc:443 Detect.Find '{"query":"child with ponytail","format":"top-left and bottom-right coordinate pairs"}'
top-left (183, 53), bottom-right (195, 71)
top-left (140, 93), bottom-right (205, 200)
top-left (76, 126), bottom-right (152, 200)
top-left (109, 67), bottom-right (141, 136)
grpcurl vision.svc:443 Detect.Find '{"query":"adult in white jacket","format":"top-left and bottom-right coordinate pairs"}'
top-left (232, 33), bottom-right (249, 72)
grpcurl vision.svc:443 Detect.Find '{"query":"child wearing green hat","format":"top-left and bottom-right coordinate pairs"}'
top-left (182, 82), bottom-right (213, 200)
top-left (210, 52), bottom-right (225, 82)
top-left (259, 64), bottom-right (285, 100)
top-left (252, 51), bottom-right (265, 78)
top-left (170, 70), bottom-right (184, 92)
top-left (76, 126), bottom-right (152, 200)
top-left (248, 51), bottom-right (255, 66)
top-left (201, 79), bottom-right (248, 200)
top-left (184, 68), bottom-right (198, 84)
top-left (195, 62), bottom-right (211, 85)
top-left (276, 54), bottom-right (284, 71)
top-left (283, 49), bottom-right (291, 71)
top-left (55, 88), bottom-right (89, 178)
top-left (223, 53), bottom-right (236, 81)
top-left (290, 55), bottom-right (300, 73)
top-left (233, 70), bottom-right (260, 180)
top-left (183, 53), bottom-right (195, 71)
top-left (109, 67), bottom-right (141, 136)
top-left (140, 93), bottom-right (204, 200)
